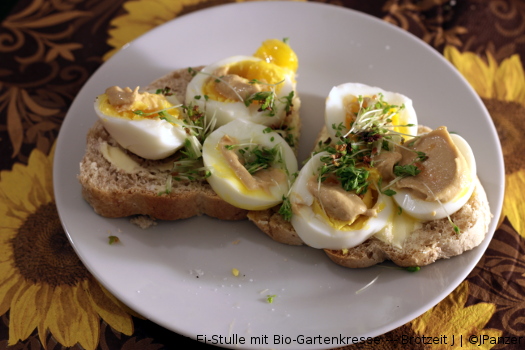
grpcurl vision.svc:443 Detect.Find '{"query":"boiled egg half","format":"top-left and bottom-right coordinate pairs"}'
top-left (95, 86), bottom-right (187, 160)
top-left (289, 152), bottom-right (395, 249)
top-left (202, 119), bottom-right (298, 210)
top-left (392, 131), bottom-right (477, 221)
top-left (186, 39), bottom-right (297, 128)
top-left (325, 83), bottom-right (418, 140)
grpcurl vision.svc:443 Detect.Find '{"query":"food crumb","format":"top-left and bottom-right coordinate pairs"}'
top-left (108, 235), bottom-right (120, 245)
top-left (189, 269), bottom-right (204, 278)
top-left (130, 215), bottom-right (157, 229)
top-left (232, 268), bottom-right (240, 277)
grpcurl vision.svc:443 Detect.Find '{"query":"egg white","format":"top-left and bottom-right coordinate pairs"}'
top-left (95, 89), bottom-right (187, 160)
top-left (289, 152), bottom-right (394, 249)
top-left (392, 133), bottom-right (477, 221)
top-left (325, 82), bottom-right (418, 140)
top-left (202, 119), bottom-right (298, 210)
top-left (185, 55), bottom-right (296, 128)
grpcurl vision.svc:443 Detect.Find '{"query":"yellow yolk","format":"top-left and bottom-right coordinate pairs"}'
top-left (202, 60), bottom-right (288, 103)
top-left (390, 109), bottom-right (410, 135)
top-left (253, 38), bottom-right (298, 73)
top-left (97, 93), bottom-right (180, 121)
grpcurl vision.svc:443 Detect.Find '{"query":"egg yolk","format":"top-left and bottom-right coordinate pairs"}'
top-left (97, 93), bottom-right (180, 121)
top-left (253, 38), bottom-right (298, 73)
top-left (203, 60), bottom-right (287, 103)
top-left (391, 110), bottom-right (410, 136)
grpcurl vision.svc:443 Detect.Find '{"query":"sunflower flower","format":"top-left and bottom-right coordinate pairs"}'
top-left (104, 0), bottom-right (215, 61)
top-left (411, 281), bottom-right (502, 349)
top-left (444, 45), bottom-right (525, 237)
top-left (0, 144), bottom-right (136, 349)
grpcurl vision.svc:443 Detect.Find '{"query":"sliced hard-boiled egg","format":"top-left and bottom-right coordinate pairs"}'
top-left (325, 82), bottom-right (418, 140)
top-left (95, 86), bottom-right (187, 160)
top-left (202, 119), bottom-right (298, 211)
top-left (289, 152), bottom-right (394, 249)
top-left (186, 39), bottom-right (297, 128)
top-left (392, 131), bottom-right (477, 221)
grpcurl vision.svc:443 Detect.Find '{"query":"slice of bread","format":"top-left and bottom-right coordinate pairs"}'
top-left (78, 67), bottom-right (301, 221)
top-left (247, 125), bottom-right (492, 267)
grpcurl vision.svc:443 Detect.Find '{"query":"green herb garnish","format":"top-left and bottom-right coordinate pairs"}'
top-left (266, 295), bottom-right (277, 303)
top-left (108, 236), bottom-right (120, 245)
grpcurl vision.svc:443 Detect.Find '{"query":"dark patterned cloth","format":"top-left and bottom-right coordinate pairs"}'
top-left (1, 0), bottom-right (524, 349)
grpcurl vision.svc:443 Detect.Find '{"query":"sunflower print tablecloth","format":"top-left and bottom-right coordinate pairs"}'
top-left (1, 0), bottom-right (524, 349)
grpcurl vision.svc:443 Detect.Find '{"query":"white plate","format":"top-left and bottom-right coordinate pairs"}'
top-left (54, 2), bottom-right (504, 349)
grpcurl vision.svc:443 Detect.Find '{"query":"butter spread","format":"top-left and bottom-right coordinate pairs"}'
top-left (374, 211), bottom-right (423, 248)
top-left (100, 142), bottom-right (173, 174)
top-left (100, 142), bottom-right (142, 174)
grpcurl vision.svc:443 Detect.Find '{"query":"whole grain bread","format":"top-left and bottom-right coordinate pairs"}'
top-left (247, 125), bottom-right (492, 267)
top-left (78, 67), bottom-right (301, 221)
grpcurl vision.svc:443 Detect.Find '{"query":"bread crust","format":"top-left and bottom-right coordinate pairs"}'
top-left (247, 206), bottom-right (304, 245)
top-left (79, 121), bottom-right (248, 220)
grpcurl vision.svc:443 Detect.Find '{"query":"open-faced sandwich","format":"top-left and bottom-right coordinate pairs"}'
top-left (79, 39), bottom-right (491, 269)
top-left (78, 38), bottom-right (301, 221)
top-left (248, 82), bottom-right (491, 268)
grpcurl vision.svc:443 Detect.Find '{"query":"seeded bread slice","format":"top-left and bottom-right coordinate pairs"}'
top-left (78, 67), bottom-right (301, 221)
top-left (247, 126), bottom-right (492, 267)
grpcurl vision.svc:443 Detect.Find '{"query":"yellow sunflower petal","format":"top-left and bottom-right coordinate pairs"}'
top-left (72, 284), bottom-right (101, 350)
top-left (0, 164), bottom-right (38, 214)
top-left (0, 146), bottom-right (53, 217)
top-left (44, 285), bottom-right (101, 350)
top-left (0, 270), bottom-right (23, 316)
top-left (0, 242), bottom-right (14, 263)
top-left (103, 0), bottom-right (225, 60)
top-left (448, 302), bottom-right (496, 332)
top-left (44, 287), bottom-right (80, 347)
top-left (444, 45), bottom-right (497, 99)
top-left (86, 278), bottom-right (134, 335)
top-left (412, 281), bottom-right (468, 333)
top-left (495, 54), bottom-right (525, 104)
top-left (122, 0), bottom-right (178, 23)
top-left (8, 283), bottom-right (41, 344)
top-left (412, 281), bottom-right (501, 342)
top-left (36, 283), bottom-right (55, 347)
top-left (503, 170), bottom-right (525, 237)
top-left (0, 198), bottom-right (24, 234)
